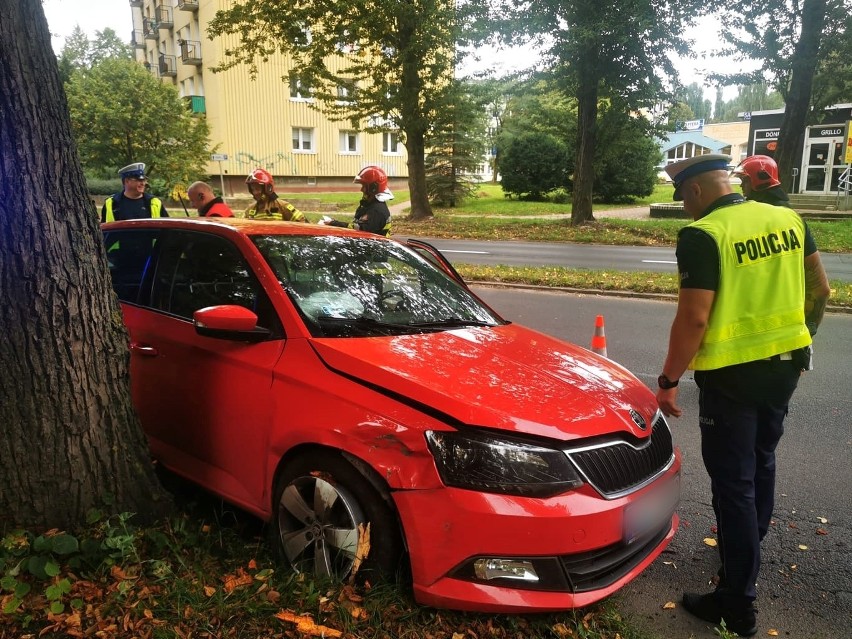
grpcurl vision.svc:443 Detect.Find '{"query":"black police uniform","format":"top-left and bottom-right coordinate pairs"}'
top-left (677, 193), bottom-right (816, 608)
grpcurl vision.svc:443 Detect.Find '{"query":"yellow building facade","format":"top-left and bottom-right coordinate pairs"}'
top-left (128, 0), bottom-right (409, 196)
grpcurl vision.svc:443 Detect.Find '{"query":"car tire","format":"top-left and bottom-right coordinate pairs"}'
top-left (270, 449), bottom-right (404, 584)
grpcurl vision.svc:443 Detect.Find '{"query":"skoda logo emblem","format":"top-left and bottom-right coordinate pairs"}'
top-left (629, 410), bottom-right (647, 430)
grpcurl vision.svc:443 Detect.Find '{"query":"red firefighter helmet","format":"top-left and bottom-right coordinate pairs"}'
top-left (732, 155), bottom-right (781, 190)
top-left (246, 168), bottom-right (275, 195)
top-left (354, 165), bottom-right (388, 196)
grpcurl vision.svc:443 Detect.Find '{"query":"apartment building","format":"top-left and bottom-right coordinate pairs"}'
top-left (128, 0), bottom-right (408, 195)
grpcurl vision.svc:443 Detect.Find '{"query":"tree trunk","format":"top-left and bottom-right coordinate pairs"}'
top-left (572, 56), bottom-right (599, 225)
top-left (775, 0), bottom-right (828, 192)
top-left (405, 129), bottom-right (434, 221)
top-left (0, 0), bottom-right (170, 530)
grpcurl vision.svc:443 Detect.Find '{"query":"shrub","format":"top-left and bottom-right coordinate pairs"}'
top-left (499, 132), bottom-right (570, 200)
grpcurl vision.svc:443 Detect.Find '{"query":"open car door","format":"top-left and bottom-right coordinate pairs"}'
top-left (404, 238), bottom-right (470, 289)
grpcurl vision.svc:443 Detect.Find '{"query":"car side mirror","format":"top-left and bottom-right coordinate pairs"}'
top-left (193, 305), bottom-right (271, 342)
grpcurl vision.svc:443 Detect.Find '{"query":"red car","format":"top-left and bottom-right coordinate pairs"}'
top-left (102, 218), bottom-right (680, 613)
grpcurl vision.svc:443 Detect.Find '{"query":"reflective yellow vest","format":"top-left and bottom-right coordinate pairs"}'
top-left (104, 195), bottom-right (163, 222)
top-left (687, 200), bottom-right (812, 370)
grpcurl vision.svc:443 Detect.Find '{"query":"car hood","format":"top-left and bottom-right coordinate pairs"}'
top-left (310, 324), bottom-right (658, 441)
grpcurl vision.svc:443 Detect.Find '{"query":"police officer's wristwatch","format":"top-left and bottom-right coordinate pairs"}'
top-left (657, 374), bottom-right (679, 389)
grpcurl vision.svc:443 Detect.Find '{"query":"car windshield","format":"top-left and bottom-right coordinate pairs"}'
top-left (252, 235), bottom-right (504, 337)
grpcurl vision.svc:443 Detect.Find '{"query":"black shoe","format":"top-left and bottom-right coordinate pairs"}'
top-left (682, 592), bottom-right (757, 637)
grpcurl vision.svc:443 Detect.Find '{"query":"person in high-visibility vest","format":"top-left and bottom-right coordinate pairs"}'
top-left (656, 154), bottom-right (831, 637)
top-left (243, 168), bottom-right (306, 222)
top-left (101, 163), bottom-right (168, 223)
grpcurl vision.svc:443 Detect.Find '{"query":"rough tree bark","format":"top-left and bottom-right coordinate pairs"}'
top-left (405, 129), bottom-right (434, 221)
top-left (571, 52), bottom-right (599, 225)
top-left (0, 0), bottom-right (170, 530)
top-left (775, 0), bottom-right (829, 192)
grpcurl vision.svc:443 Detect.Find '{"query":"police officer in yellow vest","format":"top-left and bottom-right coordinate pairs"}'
top-left (101, 163), bottom-right (168, 223)
top-left (656, 154), bottom-right (830, 637)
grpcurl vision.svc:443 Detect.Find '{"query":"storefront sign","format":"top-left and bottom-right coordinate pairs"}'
top-left (755, 129), bottom-right (780, 141)
top-left (809, 126), bottom-right (844, 138)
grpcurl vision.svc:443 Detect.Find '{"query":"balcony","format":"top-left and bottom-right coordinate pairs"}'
top-left (142, 19), bottom-right (158, 39)
top-left (177, 0), bottom-right (199, 11)
top-left (143, 61), bottom-right (159, 77)
top-left (155, 6), bottom-right (173, 29)
top-left (130, 30), bottom-right (145, 49)
top-left (179, 40), bottom-right (202, 65)
top-left (184, 95), bottom-right (206, 114)
top-left (158, 54), bottom-right (177, 77)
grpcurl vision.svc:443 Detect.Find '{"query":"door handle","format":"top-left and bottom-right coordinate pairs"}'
top-left (130, 343), bottom-right (159, 357)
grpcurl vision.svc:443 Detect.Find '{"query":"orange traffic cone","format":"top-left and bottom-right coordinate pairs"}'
top-left (591, 314), bottom-right (608, 358)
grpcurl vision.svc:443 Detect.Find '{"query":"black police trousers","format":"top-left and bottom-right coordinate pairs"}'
top-left (694, 357), bottom-right (801, 605)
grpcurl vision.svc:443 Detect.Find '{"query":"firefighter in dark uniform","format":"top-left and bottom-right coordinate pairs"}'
top-left (101, 163), bottom-right (168, 222)
top-left (732, 154), bottom-right (791, 207)
top-left (323, 165), bottom-right (392, 236)
top-left (656, 154), bottom-right (831, 637)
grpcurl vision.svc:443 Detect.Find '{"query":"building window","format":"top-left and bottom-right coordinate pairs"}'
top-left (289, 77), bottom-right (312, 101)
top-left (339, 131), bottom-right (360, 154)
top-left (382, 131), bottom-right (401, 154)
top-left (336, 83), bottom-right (357, 104)
top-left (293, 128), bottom-right (314, 152)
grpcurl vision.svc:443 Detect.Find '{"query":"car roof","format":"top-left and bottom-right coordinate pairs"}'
top-left (101, 217), bottom-right (378, 240)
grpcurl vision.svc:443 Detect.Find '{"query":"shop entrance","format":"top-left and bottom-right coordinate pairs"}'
top-left (801, 127), bottom-right (846, 194)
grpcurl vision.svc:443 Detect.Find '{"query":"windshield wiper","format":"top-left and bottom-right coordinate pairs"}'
top-left (315, 315), bottom-right (443, 335)
top-left (407, 317), bottom-right (497, 329)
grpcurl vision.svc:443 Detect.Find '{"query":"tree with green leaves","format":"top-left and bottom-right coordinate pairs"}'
top-left (207, 0), bottom-right (493, 221)
top-left (713, 83), bottom-right (784, 122)
top-left (424, 80), bottom-right (484, 207)
top-left (666, 101), bottom-right (696, 131)
top-left (500, 131), bottom-right (570, 200)
top-left (1, 0), bottom-right (169, 530)
top-left (57, 26), bottom-right (131, 83)
top-left (505, 0), bottom-right (710, 224)
top-left (713, 0), bottom-right (849, 189)
top-left (65, 58), bottom-right (211, 190)
top-left (677, 82), bottom-right (712, 122)
top-left (593, 104), bottom-right (660, 203)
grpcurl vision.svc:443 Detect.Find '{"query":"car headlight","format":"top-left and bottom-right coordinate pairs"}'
top-left (425, 430), bottom-right (584, 498)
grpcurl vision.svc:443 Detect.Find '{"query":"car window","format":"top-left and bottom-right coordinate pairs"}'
top-left (150, 231), bottom-right (282, 336)
top-left (103, 229), bottom-right (161, 305)
top-left (252, 235), bottom-right (503, 337)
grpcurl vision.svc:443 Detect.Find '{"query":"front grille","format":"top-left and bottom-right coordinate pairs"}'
top-left (561, 521), bottom-right (671, 592)
top-left (567, 414), bottom-right (674, 498)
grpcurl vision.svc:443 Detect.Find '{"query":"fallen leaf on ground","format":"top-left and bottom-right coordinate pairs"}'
top-left (703, 537), bottom-right (718, 547)
top-left (222, 568), bottom-right (254, 593)
top-left (798, 544), bottom-right (808, 551)
top-left (275, 611), bottom-right (342, 637)
top-left (551, 622), bottom-right (573, 638)
top-left (767, 629), bottom-right (779, 636)
top-left (817, 516), bottom-right (828, 524)
top-left (203, 586), bottom-right (216, 597)
top-left (663, 601), bottom-right (676, 609)
top-left (816, 528), bottom-right (828, 535)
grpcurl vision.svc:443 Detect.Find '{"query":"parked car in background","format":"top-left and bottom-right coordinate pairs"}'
top-left (101, 218), bottom-right (681, 613)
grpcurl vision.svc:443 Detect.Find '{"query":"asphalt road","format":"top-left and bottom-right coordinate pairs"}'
top-left (470, 286), bottom-right (852, 639)
top-left (399, 236), bottom-right (852, 283)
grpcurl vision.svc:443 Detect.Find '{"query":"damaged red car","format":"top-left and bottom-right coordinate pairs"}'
top-left (102, 218), bottom-right (681, 613)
